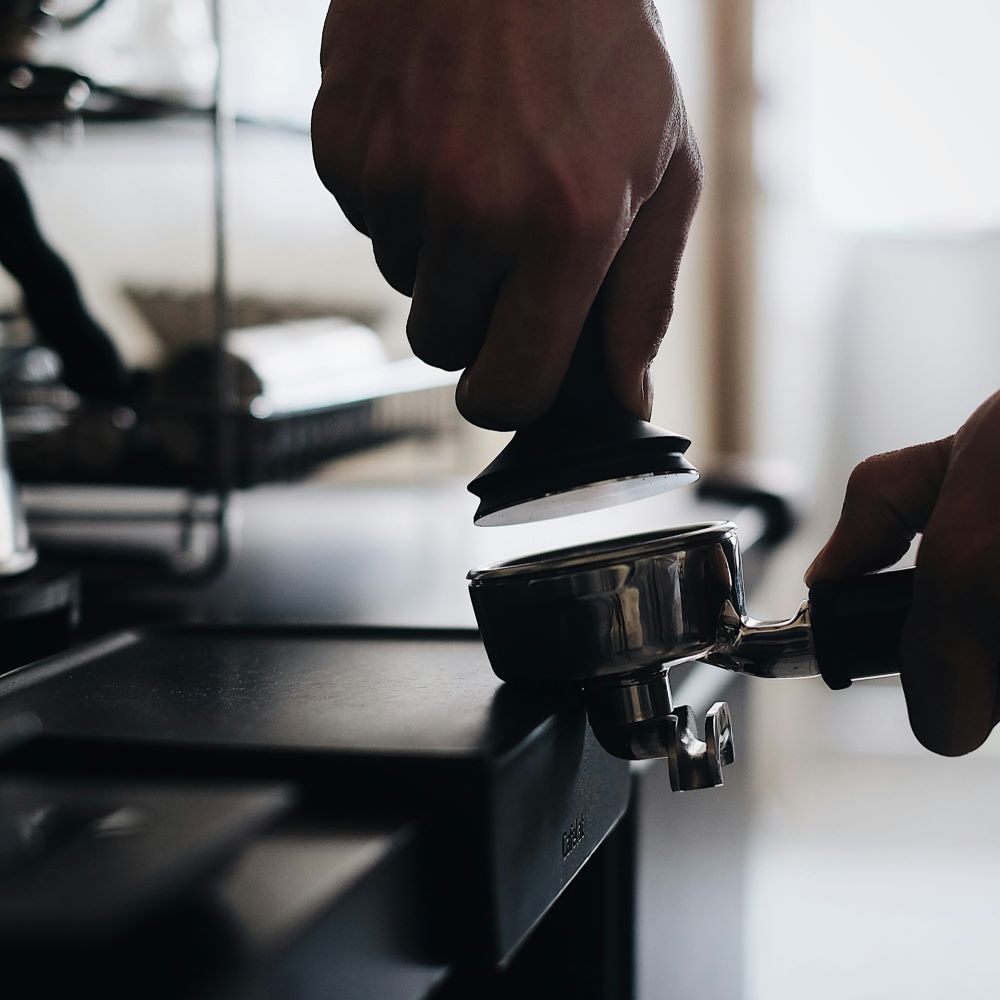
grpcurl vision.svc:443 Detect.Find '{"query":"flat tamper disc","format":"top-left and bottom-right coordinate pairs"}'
top-left (468, 415), bottom-right (699, 526)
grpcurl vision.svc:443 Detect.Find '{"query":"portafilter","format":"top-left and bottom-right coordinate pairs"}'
top-left (468, 521), bottom-right (913, 791)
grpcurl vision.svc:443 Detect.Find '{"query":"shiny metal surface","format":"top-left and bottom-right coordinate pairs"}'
top-left (467, 520), bottom-right (828, 779)
top-left (468, 522), bottom-right (749, 686)
top-left (710, 602), bottom-right (818, 680)
top-left (0, 403), bottom-right (36, 577)
top-left (582, 666), bottom-right (735, 790)
top-left (468, 520), bottom-right (821, 686)
top-left (473, 469), bottom-right (700, 527)
top-left (668, 702), bottom-right (735, 792)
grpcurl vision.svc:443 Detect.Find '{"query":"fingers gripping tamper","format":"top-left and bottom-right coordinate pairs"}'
top-left (468, 522), bottom-right (914, 792)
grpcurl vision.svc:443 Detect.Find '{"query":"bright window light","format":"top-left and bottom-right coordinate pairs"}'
top-left (803, 0), bottom-right (1000, 231)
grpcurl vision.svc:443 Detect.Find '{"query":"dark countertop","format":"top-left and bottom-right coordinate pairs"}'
top-left (0, 478), bottom-right (776, 998)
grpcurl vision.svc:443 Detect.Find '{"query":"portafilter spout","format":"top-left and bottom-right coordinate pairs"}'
top-left (467, 522), bottom-right (913, 790)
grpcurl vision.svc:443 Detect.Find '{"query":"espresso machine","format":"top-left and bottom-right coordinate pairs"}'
top-left (0, 4), bottom-right (893, 999)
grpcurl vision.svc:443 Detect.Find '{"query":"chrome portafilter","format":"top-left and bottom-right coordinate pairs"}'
top-left (467, 522), bottom-right (914, 791)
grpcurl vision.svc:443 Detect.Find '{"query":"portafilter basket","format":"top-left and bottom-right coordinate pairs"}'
top-left (468, 522), bottom-right (913, 791)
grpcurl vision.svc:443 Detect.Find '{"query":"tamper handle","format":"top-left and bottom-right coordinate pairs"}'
top-left (545, 299), bottom-right (627, 422)
top-left (809, 567), bottom-right (915, 690)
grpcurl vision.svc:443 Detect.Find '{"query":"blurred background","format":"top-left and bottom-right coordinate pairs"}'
top-left (2, 1), bottom-right (999, 997)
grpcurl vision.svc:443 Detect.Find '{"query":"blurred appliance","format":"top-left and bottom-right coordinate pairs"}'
top-left (0, 0), bottom-right (457, 582)
top-left (0, 395), bottom-right (78, 669)
top-left (1, 0), bottom-right (215, 119)
top-left (0, 397), bottom-right (34, 576)
top-left (0, 153), bottom-right (455, 490)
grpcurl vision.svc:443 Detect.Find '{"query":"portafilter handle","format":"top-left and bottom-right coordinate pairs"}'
top-left (809, 566), bottom-right (915, 688)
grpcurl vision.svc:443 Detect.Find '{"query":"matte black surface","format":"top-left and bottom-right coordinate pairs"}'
top-left (0, 812), bottom-right (444, 1000)
top-left (204, 822), bottom-right (446, 1000)
top-left (0, 563), bottom-right (78, 622)
top-left (469, 417), bottom-right (698, 527)
top-left (0, 629), bottom-right (546, 759)
top-left (0, 778), bottom-right (292, 943)
top-left (0, 564), bottom-right (79, 670)
top-left (811, 567), bottom-right (913, 690)
top-left (432, 801), bottom-right (637, 1000)
top-left (0, 626), bottom-right (629, 966)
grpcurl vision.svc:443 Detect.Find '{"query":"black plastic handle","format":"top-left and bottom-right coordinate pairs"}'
top-left (543, 298), bottom-right (624, 422)
top-left (809, 567), bottom-right (915, 690)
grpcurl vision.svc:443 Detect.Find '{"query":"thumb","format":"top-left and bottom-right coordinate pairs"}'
top-left (804, 437), bottom-right (953, 586)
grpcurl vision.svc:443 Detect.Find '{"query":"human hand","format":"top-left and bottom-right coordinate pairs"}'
top-left (806, 390), bottom-right (1000, 756)
top-left (312, 0), bottom-right (702, 430)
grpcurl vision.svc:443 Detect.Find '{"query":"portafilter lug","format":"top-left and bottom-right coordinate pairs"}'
top-left (584, 668), bottom-right (734, 792)
top-left (667, 702), bottom-right (734, 792)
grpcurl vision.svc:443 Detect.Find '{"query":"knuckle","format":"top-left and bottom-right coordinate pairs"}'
top-left (677, 135), bottom-right (705, 202)
top-left (426, 159), bottom-right (501, 231)
top-left (312, 122), bottom-right (356, 196)
top-left (360, 141), bottom-right (407, 198)
top-left (428, 154), bottom-right (622, 248)
top-left (535, 177), bottom-right (621, 246)
top-left (844, 454), bottom-right (891, 504)
top-left (426, 166), bottom-right (470, 216)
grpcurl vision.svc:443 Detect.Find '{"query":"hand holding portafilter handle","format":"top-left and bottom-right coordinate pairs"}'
top-left (808, 567), bottom-right (913, 689)
top-left (467, 522), bottom-right (915, 689)
top-left (468, 523), bottom-right (916, 789)
top-left (808, 390), bottom-right (1000, 756)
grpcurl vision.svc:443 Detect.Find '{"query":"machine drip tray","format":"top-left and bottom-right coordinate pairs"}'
top-left (0, 625), bottom-right (630, 966)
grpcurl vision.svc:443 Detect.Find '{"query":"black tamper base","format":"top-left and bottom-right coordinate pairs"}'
top-left (468, 413), bottom-right (699, 526)
top-left (466, 298), bottom-right (699, 526)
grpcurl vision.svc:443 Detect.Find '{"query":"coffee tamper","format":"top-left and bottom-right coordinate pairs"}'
top-left (468, 522), bottom-right (913, 791)
top-left (467, 305), bottom-right (699, 526)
